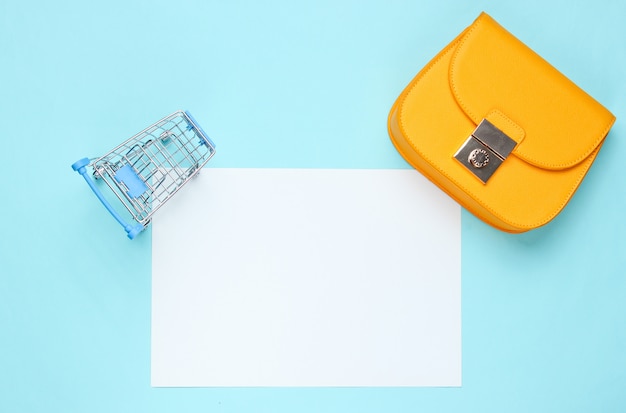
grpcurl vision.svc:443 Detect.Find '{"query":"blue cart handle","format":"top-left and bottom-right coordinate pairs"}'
top-left (72, 158), bottom-right (144, 239)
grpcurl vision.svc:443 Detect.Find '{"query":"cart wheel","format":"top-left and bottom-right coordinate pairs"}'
top-left (71, 158), bottom-right (90, 172)
top-left (126, 223), bottom-right (145, 240)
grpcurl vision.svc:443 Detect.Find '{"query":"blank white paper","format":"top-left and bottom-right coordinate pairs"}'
top-left (151, 168), bottom-right (461, 387)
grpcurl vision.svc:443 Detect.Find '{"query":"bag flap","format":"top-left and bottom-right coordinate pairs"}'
top-left (449, 13), bottom-right (615, 170)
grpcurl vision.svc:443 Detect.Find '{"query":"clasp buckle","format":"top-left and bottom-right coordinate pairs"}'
top-left (454, 119), bottom-right (517, 184)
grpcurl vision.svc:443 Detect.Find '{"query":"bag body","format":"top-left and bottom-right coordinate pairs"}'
top-left (388, 12), bottom-right (616, 233)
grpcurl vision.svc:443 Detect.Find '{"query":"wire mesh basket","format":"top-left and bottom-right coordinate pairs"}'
top-left (72, 110), bottom-right (216, 239)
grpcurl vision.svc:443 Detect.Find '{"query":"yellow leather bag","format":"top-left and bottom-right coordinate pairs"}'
top-left (388, 12), bottom-right (616, 233)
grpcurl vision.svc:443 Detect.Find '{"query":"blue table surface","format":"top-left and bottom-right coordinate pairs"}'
top-left (1, 1), bottom-right (624, 412)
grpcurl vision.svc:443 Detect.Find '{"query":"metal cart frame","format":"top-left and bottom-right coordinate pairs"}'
top-left (72, 110), bottom-right (216, 239)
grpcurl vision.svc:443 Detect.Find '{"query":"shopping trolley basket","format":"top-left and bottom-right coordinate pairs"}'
top-left (72, 110), bottom-right (216, 239)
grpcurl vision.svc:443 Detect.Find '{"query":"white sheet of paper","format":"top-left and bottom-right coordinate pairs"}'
top-left (151, 168), bottom-right (461, 387)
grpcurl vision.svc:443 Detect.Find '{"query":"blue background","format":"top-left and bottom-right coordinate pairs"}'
top-left (1, 0), bottom-right (625, 411)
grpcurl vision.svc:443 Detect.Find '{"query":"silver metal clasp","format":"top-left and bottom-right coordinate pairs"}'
top-left (454, 119), bottom-right (517, 184)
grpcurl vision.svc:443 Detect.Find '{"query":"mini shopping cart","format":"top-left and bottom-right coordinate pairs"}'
top-left (72, 110), bottom-right (216, 239)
